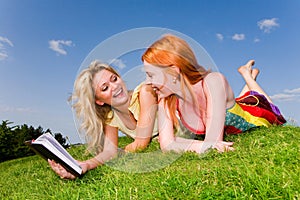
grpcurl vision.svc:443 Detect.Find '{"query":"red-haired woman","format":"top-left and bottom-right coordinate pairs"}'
top-left (142, 34), bottom-right (286, 153)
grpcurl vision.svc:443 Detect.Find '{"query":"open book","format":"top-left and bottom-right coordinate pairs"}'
top-left (25, 133), bottom-right (82, 176)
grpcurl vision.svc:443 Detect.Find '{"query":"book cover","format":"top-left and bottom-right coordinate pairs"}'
top-left (25, 133), bottom-right (82, 177)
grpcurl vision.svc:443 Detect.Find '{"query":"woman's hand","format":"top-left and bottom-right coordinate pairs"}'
top-left (212, 141), bottom-right (234, 152)
top-left (124, 139), bottom-right (149, 152)
top-left (200, 141), bottom-right (234, 153)
top-left (124, 141), bottom-right (138, 152)
top-left (48, 159), bottom-right (89, 180)
top-left (124, 136), bottom-right (151, 152)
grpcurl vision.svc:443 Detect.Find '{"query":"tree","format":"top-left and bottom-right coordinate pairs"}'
top-left (0, 120), bottom-right (15, 162)
top-left (54, 133), bottom-right (69, 149)
top-left (0, 120), bottom-right (69, 162)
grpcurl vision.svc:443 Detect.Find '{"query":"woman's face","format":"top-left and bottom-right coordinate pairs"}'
top-left (93, 69), bottom-right (129, 107)
top-left (143, 61), bottom-right (176, 99)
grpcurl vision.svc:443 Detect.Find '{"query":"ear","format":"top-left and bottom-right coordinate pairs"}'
top-left (95, 99), bottom-right (104, 106)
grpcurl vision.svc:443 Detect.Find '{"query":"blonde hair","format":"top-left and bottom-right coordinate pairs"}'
top-left (70, 61), bottom-right (119, 154)
top-left (142, 34), bottom-right (210, 127)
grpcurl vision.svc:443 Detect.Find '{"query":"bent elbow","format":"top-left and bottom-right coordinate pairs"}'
top-left (103, 148), bottom-right (118, 161)
top-left (159, 141), bottom-right (172, 152)
top-left (110, 148), bottom-right (118, 157)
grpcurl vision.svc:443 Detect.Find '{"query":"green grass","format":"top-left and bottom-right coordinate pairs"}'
top-left (0, 126), bottom-right (299, 199)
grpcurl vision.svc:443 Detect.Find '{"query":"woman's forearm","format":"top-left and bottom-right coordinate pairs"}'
top-left (87, 149), bottom-right (118, 170)
top-left (161, 137), bottom-right (213, 154)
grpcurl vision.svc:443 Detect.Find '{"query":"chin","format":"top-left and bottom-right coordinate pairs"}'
top-left (158, 93), bottom-right (168, 99)
top-left (112, 96), bottom-right (129, 107)
top-left (158, 90), bottom-right (173, 99)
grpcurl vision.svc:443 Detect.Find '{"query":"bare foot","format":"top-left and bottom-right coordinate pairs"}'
top-left (252, 68), bottom-right (260, 80)
top-left (238, 60), bottom-right (255, 76)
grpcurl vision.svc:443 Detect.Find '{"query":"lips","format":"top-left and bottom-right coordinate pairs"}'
top-left (113, 88), bottom-right (123, 97)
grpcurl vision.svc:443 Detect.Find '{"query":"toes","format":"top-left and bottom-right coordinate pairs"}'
top-left (246, 60), bottom-right (255, 68)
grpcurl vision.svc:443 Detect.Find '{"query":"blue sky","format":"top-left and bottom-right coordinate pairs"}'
top-left (1, 0), bottom-right (299, 144)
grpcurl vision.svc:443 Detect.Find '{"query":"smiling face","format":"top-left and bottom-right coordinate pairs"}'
top-left (143, 61), bottom-right (177, 99)
top-left (93, 69), bottom-right (129, 107)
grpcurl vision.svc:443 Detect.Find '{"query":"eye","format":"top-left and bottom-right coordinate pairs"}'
top-left (146, 72), bottom-right (152, 78)
top-left (111, 75), bottom-right (118, 82)
top-left (101, 85), bottom-right (108, 91)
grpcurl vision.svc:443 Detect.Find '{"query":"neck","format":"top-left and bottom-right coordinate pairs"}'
top-left (174, 80), bottom-right (194, 104)
top-left (112, 91), bottom-right (132, 114)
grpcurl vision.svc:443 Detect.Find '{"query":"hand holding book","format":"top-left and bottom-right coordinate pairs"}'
top-left (48, 159), bottom-right (88, 179)
top-left (26, 132), bottom-right (119, 180)
top-left (25, 133), bottom-right (83, 177)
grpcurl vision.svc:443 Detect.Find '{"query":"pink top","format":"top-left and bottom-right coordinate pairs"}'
top-left (176, 98), bottom-right (205, 135)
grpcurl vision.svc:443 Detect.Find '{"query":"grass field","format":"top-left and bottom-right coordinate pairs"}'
top-left (0, 126), bottom-right (299, 199)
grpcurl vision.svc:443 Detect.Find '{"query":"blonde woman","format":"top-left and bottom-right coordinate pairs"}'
top-left (142, 34), bottom-right (286, 154)
top-left (49, 61), bottom-right (158, 179)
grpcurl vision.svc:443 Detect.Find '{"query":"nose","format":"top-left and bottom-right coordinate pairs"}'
top-left (145, 76), bottom-right (152, 85)
top-left (110, 82), bottom-right (118, 90)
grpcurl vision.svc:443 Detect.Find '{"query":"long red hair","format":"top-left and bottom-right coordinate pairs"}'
top-left (142, 34), bottom-right (210, 127)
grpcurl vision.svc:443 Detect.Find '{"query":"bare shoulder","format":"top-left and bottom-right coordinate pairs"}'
top-left (203, 72), bottom-right (232, 91)
top-left (203, 72), bottom-right (229, 86)
top-left (204, 72), bottom-right (227, 81)
top-left (203, 72), bottom-right (234, 101)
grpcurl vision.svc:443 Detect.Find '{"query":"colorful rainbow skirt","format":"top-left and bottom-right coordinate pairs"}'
top-left (224, 91), bottom-right (286, 134)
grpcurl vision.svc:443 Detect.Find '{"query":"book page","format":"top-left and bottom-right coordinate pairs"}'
top-left (43, 133), bottom-right (78, 166)
top-left (33, 133), bottom-right (82, 174)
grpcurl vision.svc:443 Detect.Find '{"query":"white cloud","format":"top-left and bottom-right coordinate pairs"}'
top-left (270, 87), bottom-right (300, 101)
top-left (49, 40), bottom-right (74, 55)
top-left (109, 58), bottom-right (126, 70)
top-left (270, 93), bottom-right (297, 101)
top-left (232, 34), bottom-right (245, 41)
top-left (0, 52), bottom-right (8, 60)
top-left (216, 33), bottom-right (224, 41)
top-left (254, 38), bottom-right (260, 43)
top-left (0, 36), bottom-right (13, 61)
top-left (284, 88), bottom-right (300, 94)
top-left (0, 36), bottom-right (14, 47)
top-left (0, 105), bottom-right (34, 113)
top-left (257, 18), bottom-right (279, 33)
